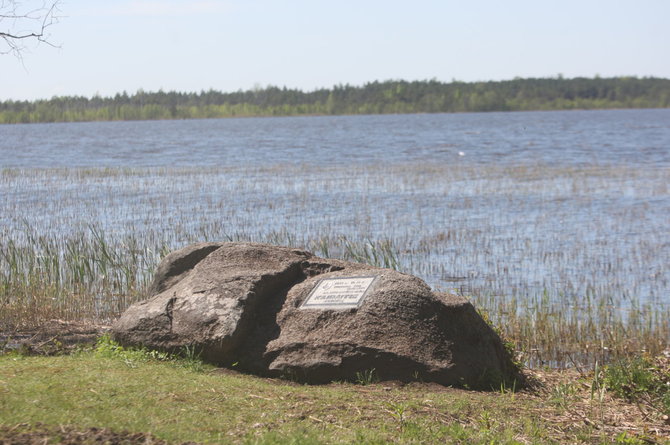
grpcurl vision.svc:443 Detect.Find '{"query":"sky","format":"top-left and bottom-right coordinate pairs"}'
top-left (2, 0), bottom-right (669, 101)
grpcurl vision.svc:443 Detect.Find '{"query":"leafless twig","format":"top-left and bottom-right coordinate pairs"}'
top-left (0, 0), bottom-right (62, 59)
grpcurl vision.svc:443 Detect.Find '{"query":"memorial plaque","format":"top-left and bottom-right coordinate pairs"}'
top-left (301, 276), bottom-right (377, 309)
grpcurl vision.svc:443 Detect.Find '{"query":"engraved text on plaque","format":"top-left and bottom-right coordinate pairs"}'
top-left (301, 276), bottom-right (377, 309)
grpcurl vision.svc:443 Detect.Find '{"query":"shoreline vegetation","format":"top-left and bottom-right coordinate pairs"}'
top-left (1, 220), bottom-right (668, 371)
top-left (1, 162), bottom-right (668, 370)
top-left (2, 76), bottom-right (670, 124)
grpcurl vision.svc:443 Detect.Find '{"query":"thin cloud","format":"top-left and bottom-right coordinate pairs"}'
top-left (84, 1), bottom-right (233, 17)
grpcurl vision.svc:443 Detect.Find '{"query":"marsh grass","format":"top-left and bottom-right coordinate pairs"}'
top-left (1, 164), bottom-right (668, 368)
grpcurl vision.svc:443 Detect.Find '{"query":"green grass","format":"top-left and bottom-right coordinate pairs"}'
top-left (0, 352), bottom-right (530, 443)
top-left (601, 355), bottom-right (670, 416)
top-left (1, 339), bottom-right (669, 444)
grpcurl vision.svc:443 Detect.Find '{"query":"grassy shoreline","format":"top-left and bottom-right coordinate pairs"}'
top-left (2, 230), bottom-right (668, 370)
top-left (2, 164), bottom-right (668, 369)
top-left (1, 227), bottom-right (667, 370)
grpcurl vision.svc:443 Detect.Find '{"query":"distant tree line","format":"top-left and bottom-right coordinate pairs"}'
top-left (1, 76), bottom-right (669, 124)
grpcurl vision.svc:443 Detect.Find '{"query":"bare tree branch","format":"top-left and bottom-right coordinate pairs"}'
top-left (1, 0), bottom-right (62, 58)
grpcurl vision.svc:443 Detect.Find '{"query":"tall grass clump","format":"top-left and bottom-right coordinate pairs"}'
top-left (598, 353), bottom-right (670, 416)
top-left (0, 225), bottom-right (164, 329)
top-left (0, 223), bottom-right (401, 331)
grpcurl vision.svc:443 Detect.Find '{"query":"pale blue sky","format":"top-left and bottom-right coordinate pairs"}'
top-left (2, 0), bottom-right (669, 100)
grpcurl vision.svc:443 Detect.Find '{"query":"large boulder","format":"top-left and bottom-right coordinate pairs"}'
top-left (112, 242), bottom-right (521, 388)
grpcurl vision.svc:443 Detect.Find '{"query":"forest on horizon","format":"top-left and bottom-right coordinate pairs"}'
top-left (2, 76), bottom-right (669, 124)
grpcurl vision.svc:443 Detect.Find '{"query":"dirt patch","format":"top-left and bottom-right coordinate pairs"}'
top-left (523, 366), bottom-right (670, 442)
top-left (0, 320), bottom-right (109, 356)
top-left (0, 423), bottom-right (196, 445)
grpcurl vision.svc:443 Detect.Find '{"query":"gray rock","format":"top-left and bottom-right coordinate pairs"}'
top-left (113, 242), bottom-right (314, 371)
top-left (148, 242), bottom-right (224, 295)
top-left (112, 242), bottom-right (521, 388)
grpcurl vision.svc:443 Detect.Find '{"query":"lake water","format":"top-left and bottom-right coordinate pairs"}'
top-left (1, 109), bottom-right (669, 321)
top-left (2, 109), bottom-right (669, 168)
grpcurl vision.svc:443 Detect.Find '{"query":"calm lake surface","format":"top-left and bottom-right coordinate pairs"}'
top-left (1, 109), bottom-right (669, 317)
top-left (2, 109), bottom-right (669, 168)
